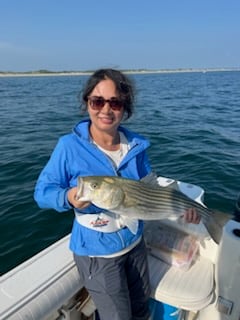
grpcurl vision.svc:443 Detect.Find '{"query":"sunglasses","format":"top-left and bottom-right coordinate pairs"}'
top-left (88, 96), bottom-right (124, 111)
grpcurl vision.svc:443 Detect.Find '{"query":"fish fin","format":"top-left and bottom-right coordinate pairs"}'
top-left (203, 211), bottom-right (232, 244)
top-left (119, 216), bottom-right (139, 235)
top-left (214, 210), bottom-right (234, 227)
top-left (140, 172), bottom-right (159, 186)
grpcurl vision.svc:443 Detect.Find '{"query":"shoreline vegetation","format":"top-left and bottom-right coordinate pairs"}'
top-left (0, 67), bottom-right (239, 77)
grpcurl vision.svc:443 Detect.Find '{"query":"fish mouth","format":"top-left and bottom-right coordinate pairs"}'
top-left (75, 177), bottom-right (83, 201)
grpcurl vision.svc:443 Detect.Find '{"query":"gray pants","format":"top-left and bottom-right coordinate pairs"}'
top-left (74, 237), bottom-right (151, 320)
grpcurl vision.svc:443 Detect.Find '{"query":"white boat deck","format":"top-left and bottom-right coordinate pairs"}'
top-left (0, 233), bottom-right (216, 320)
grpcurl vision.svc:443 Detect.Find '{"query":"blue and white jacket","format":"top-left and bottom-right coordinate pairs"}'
top-left (34, 119), bottom-right (152, 256)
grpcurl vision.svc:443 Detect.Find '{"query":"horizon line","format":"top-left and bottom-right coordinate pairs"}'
top-left (0, 67), bottom-right (240, 77)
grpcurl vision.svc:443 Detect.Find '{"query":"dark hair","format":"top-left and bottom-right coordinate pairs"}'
top-left (81, 69), bottom-right (135, 119)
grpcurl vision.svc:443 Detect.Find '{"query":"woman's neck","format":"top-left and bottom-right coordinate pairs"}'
top-left (90, 126), bottom-right (120, 151)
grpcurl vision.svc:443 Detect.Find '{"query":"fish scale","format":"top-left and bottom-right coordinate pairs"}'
top-left (121, 182), bottom-right (212, 217)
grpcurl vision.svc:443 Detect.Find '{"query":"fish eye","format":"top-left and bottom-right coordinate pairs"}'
top-left (90, 182), bottom-right (98, 189)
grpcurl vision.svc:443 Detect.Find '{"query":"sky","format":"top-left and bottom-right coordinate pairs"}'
top-left (0, 0), bottom-right (240, 72)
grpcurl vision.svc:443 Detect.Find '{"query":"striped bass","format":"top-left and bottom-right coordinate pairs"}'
top-left (76, 176), bottom-right (231, 244)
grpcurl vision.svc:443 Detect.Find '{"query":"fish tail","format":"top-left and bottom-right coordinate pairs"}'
top-left (203, 211), bottom-right (232, 244)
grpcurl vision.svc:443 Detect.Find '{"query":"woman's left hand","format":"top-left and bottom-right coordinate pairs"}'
top-left (184, 208), bottom-right (201, 224)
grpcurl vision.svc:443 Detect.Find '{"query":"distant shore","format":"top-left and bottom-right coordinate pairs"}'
top-left (0, 68), bottom-right (239, 77)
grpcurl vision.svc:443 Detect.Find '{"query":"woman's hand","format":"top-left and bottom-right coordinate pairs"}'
top-left (183, 208), bottom-right (201, 224)
top-left (67, 187), bottom-right (91, 209)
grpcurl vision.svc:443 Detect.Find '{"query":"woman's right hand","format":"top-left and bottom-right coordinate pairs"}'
top-left (67, 187), bottom-right (91, 209)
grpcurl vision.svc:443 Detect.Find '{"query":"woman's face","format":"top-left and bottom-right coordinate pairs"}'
top-left (87, 78), bottom-right (124, 134)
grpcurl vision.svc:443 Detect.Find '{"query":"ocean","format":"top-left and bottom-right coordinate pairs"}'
top-left (0, 71), bottom-right (239, 275)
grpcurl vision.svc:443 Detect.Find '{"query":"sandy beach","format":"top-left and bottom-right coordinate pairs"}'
top-left (0, 68), bottom-right (239, 77)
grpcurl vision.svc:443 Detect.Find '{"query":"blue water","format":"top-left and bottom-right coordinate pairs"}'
top-left (0, 71), bottom-right (239, 275)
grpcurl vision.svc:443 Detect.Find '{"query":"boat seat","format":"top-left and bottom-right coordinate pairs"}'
top-left (148, 249), bottom-right (214, 311)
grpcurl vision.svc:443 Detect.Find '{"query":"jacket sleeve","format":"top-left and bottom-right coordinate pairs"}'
top-left (34, 138), bottom-right (72, 212)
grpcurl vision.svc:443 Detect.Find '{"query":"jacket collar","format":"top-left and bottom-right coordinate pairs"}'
top-left (73, 118), bottom-right (150, 151)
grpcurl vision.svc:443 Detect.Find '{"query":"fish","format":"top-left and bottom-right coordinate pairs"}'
top-left (75, 175), bottom-right (232, 244)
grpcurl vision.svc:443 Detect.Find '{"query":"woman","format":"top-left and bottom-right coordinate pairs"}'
top-left (34, 69), bottom-right (199, 320)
